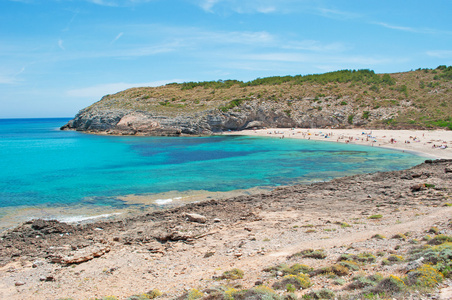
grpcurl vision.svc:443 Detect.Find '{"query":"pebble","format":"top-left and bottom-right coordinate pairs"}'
top-left (15, 281), bottom-right (25, 286)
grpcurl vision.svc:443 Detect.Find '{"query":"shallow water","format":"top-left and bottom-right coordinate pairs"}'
top-left (0, 118), bottom-right (425, 229)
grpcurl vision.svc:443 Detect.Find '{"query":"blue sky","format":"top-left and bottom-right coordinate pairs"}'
top-left (1, 0), bottom-right (451, 118)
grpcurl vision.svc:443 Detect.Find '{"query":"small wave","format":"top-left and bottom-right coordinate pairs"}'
top-left (57, 213), bottom-right (122, 224)
top-left (154, 197), bottom-right (182, 205)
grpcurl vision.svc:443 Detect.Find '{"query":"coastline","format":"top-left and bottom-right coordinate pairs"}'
top-left (1, 159), bottom-right (451, 299)
top-left (1, 129), bottom-right (452, 299)
top-left (223, 128), bottom-right (452, 160)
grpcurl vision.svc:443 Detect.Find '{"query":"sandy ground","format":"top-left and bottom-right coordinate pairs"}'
top-left (224, 128), bottom-right (452, 159)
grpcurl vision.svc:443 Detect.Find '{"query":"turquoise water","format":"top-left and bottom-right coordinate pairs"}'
top-left (0, 118), bottom-right (424, 213)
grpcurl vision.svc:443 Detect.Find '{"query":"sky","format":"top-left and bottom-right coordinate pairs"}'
top-left (1, 0), bottom-right (451, 118)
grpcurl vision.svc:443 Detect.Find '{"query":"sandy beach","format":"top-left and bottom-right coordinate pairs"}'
top-left (224, 128), bottom-right (452, 159)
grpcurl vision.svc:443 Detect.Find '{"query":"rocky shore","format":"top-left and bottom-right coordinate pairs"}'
top-left (1, 159), bottom-right (452, 299)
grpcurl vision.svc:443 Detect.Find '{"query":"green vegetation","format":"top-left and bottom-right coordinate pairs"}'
top-left (303, 288), bottom-right (335, 299)
top-left (272, 274), bottom-right (312, 290)
top-left (220, 268), bottom-right (244, 280)
top-left (264, 263), bottom-right (313, 276)
top-left (368, 214), bottom-right (383, 219)
top-left (294, 249), bottom-right (327, 259)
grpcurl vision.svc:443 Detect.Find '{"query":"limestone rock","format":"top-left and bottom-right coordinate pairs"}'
top-left (185, 213), bottom-right (207, 223)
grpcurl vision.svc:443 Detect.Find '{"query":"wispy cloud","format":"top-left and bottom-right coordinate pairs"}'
top-left (58, 39), bottom-right (65, 50)
top-left (426, 50), bottom-right (452, 58)
top-left (283, 40), bottom-right (348, 52)
top-left (84, 0), bottom-right (156, 7)
top-left (195, 0), bottom-right (301, 14)
top-left (0, 67), bottom-right (25, 84)
top-left (316, 8), bottom-right (361, 20)
top-left (111, 32), bottom-right (124, 44)
top-left (374, 22), bottom-right (417, 33)
top-left (373, 22), bottom-right (452, 35)
top-left (66, 80), bottom-right (182, 99)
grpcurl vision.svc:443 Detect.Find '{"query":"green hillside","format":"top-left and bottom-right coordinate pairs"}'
top-left (90, 66), bottom-right (452, 130)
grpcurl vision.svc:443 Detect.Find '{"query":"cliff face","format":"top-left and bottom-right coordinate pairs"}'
top-left (61, 97), bottom-right (396, 136)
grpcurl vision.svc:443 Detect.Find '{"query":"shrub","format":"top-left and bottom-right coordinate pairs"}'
top-left (339, 260), bottom-right (360, 271)
top-left (371, 275), bottom-right (406, 294)
top-left (347, 275), bottom-right (377, 290)
top-left (304, 289), bottom-right (335, 299)
top-left (263, 263), bottom-right (312, 276)
top-left (233, 286), bottom-right (282, 300)
top-left (356, 252), bottom-right (377, 263)
top-left (405, 264), bottom-right (444, 287)
top-left (221, 268), bottom-right (244, 280)
top-left (186, 289), bottom-right (204, 300)
top-left (299, 249), bottom-right (326, 259)
top-left (428, 234), bottom-right (452, 245)
top-left (286, 263), bottom-right (313, 275)
top-left (312, 264), bottom-right (349, 277)
top-left (284, 293), bottom-right (298, 300)
top-left (372, 234), bottom-right (386, 239)
top-left (368, 214), bottom-right (383, 219)
top-left (392, 233), bottom-right (407, 240)
top-left (340, 252), bottom-right (376, 264)
top-left (273, 274), bottom-right (311, 290)
top-left (362, 111), bottom-right (370, 119)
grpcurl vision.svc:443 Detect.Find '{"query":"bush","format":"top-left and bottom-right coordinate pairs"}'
top-left (186, 289), bottom-right (204, 300)
top-left (371, 275), bottom-right (406, 294)
top-left (263, 263), bottom-right (312, 276)
top-left (392, 233), bottom-right (407, 240)
top-left (405, 264), bottom-right (444, 287)
top-left (368, 214), bottom-right (383, 219)
top-left (273, 274), bottom-right (311, 290)
top-left (347, 275), bottom-right (377, 290)
top-left (304, 289), bottom-right (335, 299)
top-left (233, 286), bottom-right (282, 300)
top-left (298, 249), bottom-right (326, 259)
top-left (221, 268), bottom-right (244, 280)
top-left (428, 234), bottom-right (452, 245)
top-left (372, 234), bottom-right (386, 239)
top-left (339, 260), bottom-right (360, 271)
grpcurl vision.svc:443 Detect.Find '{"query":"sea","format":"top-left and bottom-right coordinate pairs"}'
top-left (0, 118), bottom-right (425, 231)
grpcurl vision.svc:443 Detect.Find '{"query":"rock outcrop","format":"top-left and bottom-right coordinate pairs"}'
top-left (61, 97), bottom-right (396, 136)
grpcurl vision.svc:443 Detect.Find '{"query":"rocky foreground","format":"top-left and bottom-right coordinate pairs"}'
top-left (1, 160), bottom-right (452, 299)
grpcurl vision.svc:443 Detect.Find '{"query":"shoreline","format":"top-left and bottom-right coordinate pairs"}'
top-left (1, 159), bottom-right (451, 299)
top-left (1, 128), bottom-right (449, 233)
top-left (223, 128), bottom-right (452, 160)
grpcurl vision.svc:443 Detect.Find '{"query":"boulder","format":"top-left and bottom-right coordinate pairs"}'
top-left (185, 213), bottom-right (207, 223)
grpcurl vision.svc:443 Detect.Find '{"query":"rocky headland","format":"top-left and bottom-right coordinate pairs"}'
top-left (61, 68), bottom-right (452, 136)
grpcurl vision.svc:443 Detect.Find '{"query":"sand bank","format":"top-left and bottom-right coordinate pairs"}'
top-left (224, 128), bottom-right (452, 159)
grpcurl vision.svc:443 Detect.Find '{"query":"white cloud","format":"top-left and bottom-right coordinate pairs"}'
top-left (58, 39), bottom-right (65, 50)
top-left (374, 22), bottom-right (416, 33)
top-left (84, 0), bottom-right (155, 6)
top-left (196, 0), bottom-right (299, 14)
top-left (111, 32), bottom-right (124, 44)
top-left (66, 80), bottom-right (183, 99)
top-left (426, 50), bottom-right (452, 58)
top-left (0, 75), bottom-right (18, 84)
top-left (283, 40), bottom-right (348, 52)
top-left (374, 22), bottom-right (452, 35)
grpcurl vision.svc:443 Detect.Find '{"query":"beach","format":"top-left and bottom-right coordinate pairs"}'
top-left (0, 129), bottom-right (451, 299)
top-left (224, 128), bottom-right (452, 160)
